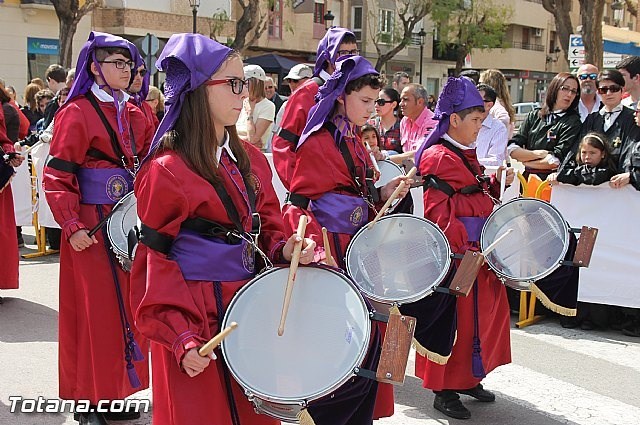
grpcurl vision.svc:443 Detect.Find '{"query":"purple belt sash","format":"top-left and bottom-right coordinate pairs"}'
top-left (458, 216), bottom-right (487, 243)
top-left (168, 229), bottom-right (255, 282)
top-left (310, 192), bottom-right (368, 235)
top-left (77, 168), bottom-right (133, 205)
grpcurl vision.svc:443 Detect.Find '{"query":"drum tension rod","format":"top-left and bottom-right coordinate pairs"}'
top-left (353, 367), bottom-right (377, 381)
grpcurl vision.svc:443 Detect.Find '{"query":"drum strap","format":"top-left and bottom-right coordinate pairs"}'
top-left (137, 223), bottom-right (173, 254)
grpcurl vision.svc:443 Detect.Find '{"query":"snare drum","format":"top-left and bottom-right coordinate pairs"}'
top-left (106, 191), bottom-right (138, 271)
top-left (221, 266), bottom-right (373, 422)
top-left (374, 160), bottom-right (404, 188)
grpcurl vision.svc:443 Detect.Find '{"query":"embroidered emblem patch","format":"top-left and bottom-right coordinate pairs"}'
top-left (350, 205), bottom-right (364, 227)
top-left (241, 241), bottom-right (255, 273)
top-left (106, 174), bottom-right (129, 202)
top-left (250, 172), bottom-right (262, 196)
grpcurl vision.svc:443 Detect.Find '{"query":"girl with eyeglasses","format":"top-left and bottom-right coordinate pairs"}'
top-left (508, 72), bottom-right (582, 179)
top-left (129, 34), bottom-right (315, 425)
top-left (368, 87), bottom-right (403, 157)
top-left (580, 70), bottom-right (640, 182)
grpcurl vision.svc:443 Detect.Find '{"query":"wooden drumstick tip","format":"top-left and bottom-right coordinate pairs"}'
top-left (198, 322), bottom-right (238, 357)
top-left (483, 228), bottom-right (513, 255)
top-left (368, 167), bottom-right (417, 229)
top-left (322, 227), bottom-right (337, 267)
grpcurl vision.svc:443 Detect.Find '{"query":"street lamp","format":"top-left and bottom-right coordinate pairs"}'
top-left (417, 28), bottom-right (427, 84)
top-left (611, 0), bottom-right (624, 27)
top-left (323, 10), bottom-right (335, 30)
top-left (545, 46), bottom-right (561, 71)
top-left (189, 0), bottom-right (200, 34)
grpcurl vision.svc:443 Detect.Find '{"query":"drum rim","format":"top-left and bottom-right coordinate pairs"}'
top-left (221, 265), bottom-right (372, 404)
top-left (345, 213), bottom-right (452, 304)
top-left (106, 191), bottom-right (136, 257)
top-left (374, 159), bottom-right (404, 188)
top-left (480, 197), bottom-right (570, 282)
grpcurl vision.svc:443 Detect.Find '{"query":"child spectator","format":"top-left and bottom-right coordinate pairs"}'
top-left (548, 132), bottom-right (616, 186)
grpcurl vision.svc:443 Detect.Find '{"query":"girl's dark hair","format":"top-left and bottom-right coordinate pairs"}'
top-left (161, 55), bottom-right (252, 187)
top-left (597, 70), bottom-right (625, 88)
top-left (345, 74), bottom-right (384, 94)
top-left (379, 87), bottom-right (400, 113)
top-left (360, 124), bottom-right (381, 143)
top-left (540, 72), bottom-right (580, 118)
top-left (578, 132), bottom-right (616, 170)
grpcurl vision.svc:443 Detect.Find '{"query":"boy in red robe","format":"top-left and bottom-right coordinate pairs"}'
top-left (43, 32), bottom-right (152, 425)
top-left (413, 77), bottom-right (514, 420)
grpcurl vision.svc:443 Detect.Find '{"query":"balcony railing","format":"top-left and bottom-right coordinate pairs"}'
top-left (21, 0), bottom-right (53, 4)
top-left (511, 41), bottom-right (545, 52)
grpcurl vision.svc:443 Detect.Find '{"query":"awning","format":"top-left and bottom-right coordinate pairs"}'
top-left (602, 24), bottom-right (640, 56)
top-left (244, 53), bottom-right (302, 87)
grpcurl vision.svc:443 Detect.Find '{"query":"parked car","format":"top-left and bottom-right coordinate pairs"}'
top-left (513, 102), bottom-right (540, 130)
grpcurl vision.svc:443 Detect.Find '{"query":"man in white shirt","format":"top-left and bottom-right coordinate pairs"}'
top-left (576, 63), bottom-right (602, 122)
top-left (616, 56), bottom-right (640, 110)
top-left (475, 84), bottom-right (508, 166)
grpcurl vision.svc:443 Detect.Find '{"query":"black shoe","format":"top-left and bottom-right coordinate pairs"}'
top-left (434, 391), bottom-right (471, 419)
top-left (456, 383), bottom-right (496, 402)
top-left (580, 320), bottom-right (595, 330)
top-left (103, 409), bottom-right (141, 421)
top-left (622, 322), bottom-right (640, 337)
top-left (17, 237), bottom-right (24, 248)
top-left (75, 412), bottom-right (108, 425)
top-left (560, 316), bottom-right (579, 329)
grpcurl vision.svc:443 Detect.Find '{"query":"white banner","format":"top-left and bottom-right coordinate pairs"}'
top-left (551, 184), bottom-right (640, 308)
top-left (10, 158), bottom-right (32, 226)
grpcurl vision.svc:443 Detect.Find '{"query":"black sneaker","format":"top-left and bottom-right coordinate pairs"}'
top-left (17, 237), bottom-right (24, 248)
top-left (434, 391), bottom-right (471, 420)
top-left (456, 383), bottom-right (496, 402)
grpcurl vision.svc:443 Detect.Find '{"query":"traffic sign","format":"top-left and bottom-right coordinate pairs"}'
top-left (141, 33), bottom-right (160, 56)
top-left (567, 33), bottom-right (624, 68)
top-left (570, 34), bottom-right (584, 47)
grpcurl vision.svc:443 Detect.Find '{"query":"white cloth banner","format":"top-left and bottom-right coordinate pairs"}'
top-left (30, 143), bottom-right (60, 228)
top-left (10, 158), bottom-right (32, 226)
top-left (550, 184), bottom-right (640, 308)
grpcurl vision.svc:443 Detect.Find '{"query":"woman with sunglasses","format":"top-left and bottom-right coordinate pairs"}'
top-left (508, 72), bottom-right (581, 178)
top-left (130, 34), bottom-right (315, 425)
top-left (581, 70), bottom-right (640, 180)
top-left (368, 87), bottom-right (403, 157)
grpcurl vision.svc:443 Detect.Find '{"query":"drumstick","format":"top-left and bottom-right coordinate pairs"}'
top-left (365, 142), bottom-right (381, 177)
top-left (278, 215), bottom-right (308, 336)
top-left (322, 227), bottom-right (337, 267)
top-left (368, 167), bottom-right (417, 229)
top-left (87, 200), bottom-right (125, 237)
top-left (482, 228), bottom-right (513, 256)
top-left (499, 160), bottom-right (507, 200)
top-left (198, 322), bottom-right (238, 357)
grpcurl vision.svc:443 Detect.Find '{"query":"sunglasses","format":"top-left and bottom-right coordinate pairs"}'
top-left (597, 85), bottom-right (622, 94)
top-left (135, 69), bottom-right (148, 77)
top-left (375, 98), bottom-right (393, 106)
top-left (559, 85), bottom-right (579, 95)
top-left (578, 73), bottom-right (598, 81)
top-left (204, 78), bottom-right (249, 95)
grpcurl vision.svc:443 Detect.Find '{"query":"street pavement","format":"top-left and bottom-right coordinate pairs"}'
top-left (1, 227), bottom-right (639, 425)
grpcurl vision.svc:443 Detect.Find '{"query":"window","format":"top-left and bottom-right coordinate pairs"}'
top-left (268, 0), bottom-right (283, 39)
top-left (352, 6), bottom-right (363, 41)
top-left (314, 2), bottom-right (325, 24)
top-left (379, 9), bottom-right (394, 44)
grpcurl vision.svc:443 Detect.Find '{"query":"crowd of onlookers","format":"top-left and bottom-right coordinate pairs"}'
top-left (2, 56), bottom-right (639, 338)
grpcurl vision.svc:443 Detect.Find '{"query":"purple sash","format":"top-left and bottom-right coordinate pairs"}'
top-left (458, 216), bottom-right (487, 243)
top-left (168, 229), bottom-right (255, 282)
top-left (77, 168), bottom-right (133, 205)
top-left (310, 192), bottom-right (368, 235)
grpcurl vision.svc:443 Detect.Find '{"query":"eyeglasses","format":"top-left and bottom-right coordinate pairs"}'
top-left (100, 59), bottom-right (135, 70)
top-left (204, 78), bottom-right (248, 95)
top-left (374, 98), bottom-right (392, 106)
top-left (597, 85), bottom-right (622, 94)
top-left (578, 73), bottom-right (598, 81)
top-left (265, 85), bottom-right (274, 89)
top-left (559, 85), bottom-right (579, 96)
top-left (336, 49), bottom-right (360, 57)
top-left (135, 69), bottom-right (148, 77)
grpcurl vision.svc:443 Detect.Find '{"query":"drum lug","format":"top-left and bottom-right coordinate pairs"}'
top-left (244, 390), bottom-right (255, 402)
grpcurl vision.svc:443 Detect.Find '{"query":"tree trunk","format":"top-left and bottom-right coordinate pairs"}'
top-left (374, 38), bottom-right (412, 71)
top-left (231, 0), bottom-right (259, 53)
top-left (542, 0), bottom-right (574, 69)
top-left (580, 0), bottom-right (605, 69)
top-left (59, 19), bottom-right (78, 69)
top-left (455, 45), bottom-right (468, 75)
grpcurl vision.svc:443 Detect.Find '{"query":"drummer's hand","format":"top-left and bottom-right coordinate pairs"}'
top-left (609, 172), bottom-right (630, 189)
top-left (8, 153), bottom-right (24, 167)
top-left (371, 146), bottom-right (386, 161)
top-left (282, 235), bottom-right (316, 264)
top-left (182, 347), bottom-right (213, 378)
top-left (496, 166), bottom-right (514, 186)
top-left (547, 173), bottom-right (559, 186)
top-left (69, 229), bottom-right (98, 252)
top-left (380, 175), bottom-right (413, 201)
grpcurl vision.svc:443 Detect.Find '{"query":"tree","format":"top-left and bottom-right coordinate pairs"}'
top-left (51, 0), bottom-right (101, 68)
top-left (578, 0), bottom-right (605, 69)
top-left (367, 0), bottom-right (433, 71)
top-left (431, 0), bottom-right (512, 75)
top-left (230, 0), bottom-right (270, 53)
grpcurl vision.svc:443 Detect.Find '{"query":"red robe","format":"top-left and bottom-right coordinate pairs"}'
top-left (130, 142), bottom-right (284, 425)
top-left (130, 99), bottom-right (159, 131)
top-left (284, 128), bottom-right (395, 420)
top-left (1, 106), bottom-right (19, 290)
top-left (271, 78), bottom-right (320, 190)
top-left (43, 95), bottom-right (153, 402)
top-left (415, 142), bottom-right (511, 391)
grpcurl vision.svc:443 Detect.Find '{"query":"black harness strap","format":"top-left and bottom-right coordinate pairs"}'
top-left (422, 140), bottom-right (488, 197)
top-left (277, 128), bottom-right (300, 145)
top-left (46, 156), bottom-right (80, 174)
top-left (86, 147), bottom-right (123, 166)
top-left (138, 223), bottom-right (173, 255)
top-left (285, 192), bottom-right (311, 209)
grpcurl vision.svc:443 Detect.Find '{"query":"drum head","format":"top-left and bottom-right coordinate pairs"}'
top-left (106, 191), bottom-right (137, 257)
top-left (222, 267), bottom-right (371, 403)
top-left (345, 214), bottom-right (451, 304)
top-left (480, 198), bottom-right (569, 282)
top-left (375, 160), bottom-right (404, 188)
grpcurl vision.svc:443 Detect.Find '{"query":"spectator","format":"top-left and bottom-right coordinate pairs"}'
top-left (65, 68), bottom-right (76, 88)
top-left (616, 56), bottom-right (640, 110)
top-left (30, 78), bottom-right (45, 89)
top-left (21, 83), bottom-right (43, 132)
top-left (427, 94), bottom-right (436, 111)
top-left (459, 69), bottom-right (480, 85)
top-left (479, 69), bottom-right (516, 137)
top-left (236, 64), bottom-right (275, 152)
top-left (399, 83), bottom-right (437, 155)
top-left (548, 132), bottom-right (616, 187)
top-left (369, 87), bottom-right (403, 156)
top-left (392, 71), bottom-right (411, 93)
top-left (577, 63), bottom-right (602, 122)
top-left (476, 84), bottom-right (508, 166)
top-left (264, 76), bottom-right (286, 115)
top-left (34, 89), bottom-right (55, 132)
top-left (145, 85), bottom-right (165, 122)
top-left (42, 64), bottom-right (68, 129)
top-left (508, 72), bottom-right (581, 179)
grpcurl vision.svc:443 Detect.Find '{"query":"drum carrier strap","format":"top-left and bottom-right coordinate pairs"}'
top-left (422, 140), bottom-right (490, 197)
top-left (286, 121), bottom-right (379, 208)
